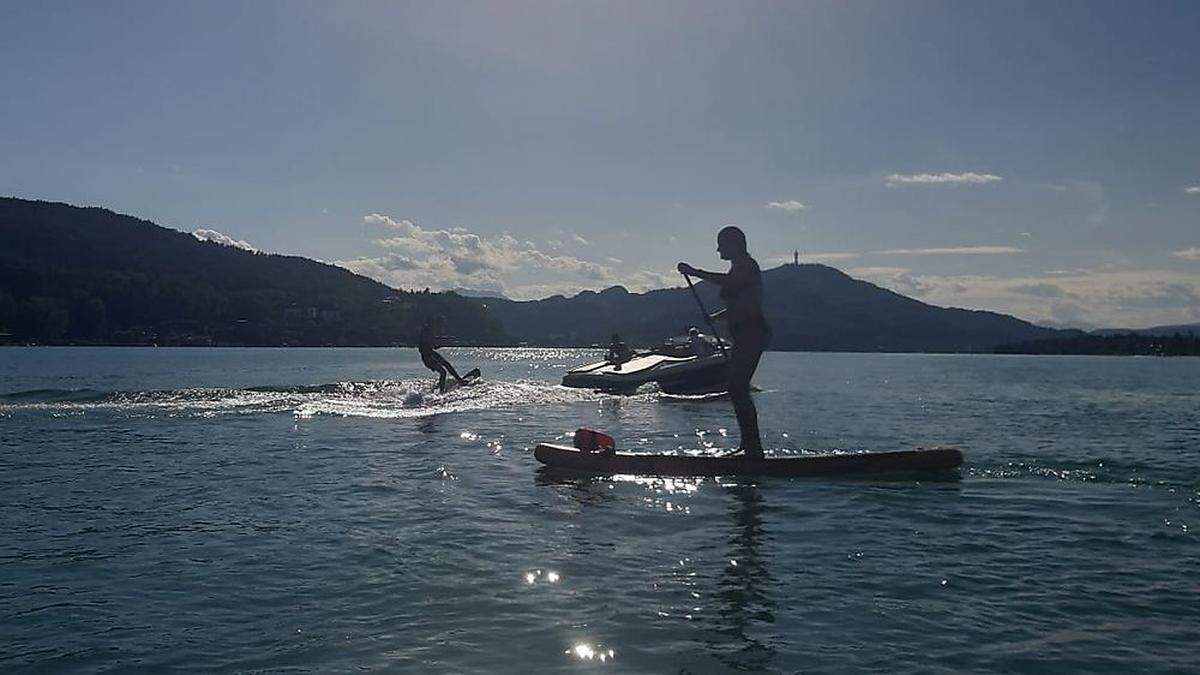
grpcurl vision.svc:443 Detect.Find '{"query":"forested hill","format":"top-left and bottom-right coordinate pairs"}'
top-left (0, 198), bottom-right (508, 346)
top-left (1, 196), bottom-right (1073, 351)
top-left (486, 264), bottom-right (1072, 352)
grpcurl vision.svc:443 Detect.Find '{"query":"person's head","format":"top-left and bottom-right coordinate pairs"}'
top-left (688, 326), bottom-right (700, 336)
top-left (717, 225), bottom-right (748, 260)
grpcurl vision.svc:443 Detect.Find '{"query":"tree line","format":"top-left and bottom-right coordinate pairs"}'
top-left (994, 333), bottom-right (1200, 356)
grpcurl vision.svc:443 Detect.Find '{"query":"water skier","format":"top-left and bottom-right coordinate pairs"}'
top-left (418, 315), bottom-right (467, 393)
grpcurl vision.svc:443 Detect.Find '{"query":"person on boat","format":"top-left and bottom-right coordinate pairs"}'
top-left (688, 326), bottom-right (715, 357)
top-left (606, 333), bottom-right (634, 370)
top-left (677, 225), bottom-right (769, 459)
top-left (418, 315), bottom-right (467, 393)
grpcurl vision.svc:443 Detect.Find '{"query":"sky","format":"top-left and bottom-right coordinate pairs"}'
top-left (2, 0), bottom-right (1198, 328)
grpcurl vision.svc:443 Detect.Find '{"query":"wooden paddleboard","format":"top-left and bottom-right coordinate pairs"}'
top-left (533, 443), bottom-right (963, 477)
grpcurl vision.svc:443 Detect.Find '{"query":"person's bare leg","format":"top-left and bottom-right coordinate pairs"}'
top-left (436, 352), bottom-right (465, 383)
top-left (727, 330), bottom-right (766, 459)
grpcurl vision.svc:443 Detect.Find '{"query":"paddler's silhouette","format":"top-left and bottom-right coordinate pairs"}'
top-left (678, 226), bottom-right (770, 459)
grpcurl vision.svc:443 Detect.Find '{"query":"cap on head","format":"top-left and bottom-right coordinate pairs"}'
top-left (717, 225), bottom-right (747, 257)
top-left (688, 326), bottom-right (700, 335)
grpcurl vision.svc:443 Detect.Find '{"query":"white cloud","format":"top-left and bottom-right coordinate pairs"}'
top-left (1185, 186), bottom-right (1200, 194)
top-left (850, 266), bottom-right (937, 297)
top-left (1171, 247), bottom-right (1200, 260)
top-left (875, 246), bottom-right (1024, 256)
top-left (884, 172), bottom-right (1003, 187)
top-left (192, 228), bottom-right (257, 252)
top-left (850, 266), bottom-right (1200, 329)
top-left (766, 200), bottom-right (806, 213)
top-left (339, 213), bottom-right (663, 300)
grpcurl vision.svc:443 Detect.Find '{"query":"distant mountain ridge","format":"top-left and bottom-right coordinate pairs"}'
top-left (1091, 323), bottom-right (1200, 337)
top-left (2, 197), bottom-right (1073, 351)
top-left (484, 263), bottom-right (1071, 352)
top-left (0, 198), bottom-right (506, 345)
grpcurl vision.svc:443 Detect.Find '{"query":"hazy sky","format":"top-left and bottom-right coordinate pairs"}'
top-left (3, 1), bottom-right (1198, 328)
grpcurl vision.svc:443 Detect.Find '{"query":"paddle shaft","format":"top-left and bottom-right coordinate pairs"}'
top-left (683, 273), bottom-right (728, 356)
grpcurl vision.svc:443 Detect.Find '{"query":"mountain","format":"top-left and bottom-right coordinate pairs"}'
top-left (1, 197), bottom-right (1073, 352)
top-left (0, 198), bottom-right (508, 346)
top-left (451, 288), bottom-right (509, 300)
top-left (485, 264), bottom-right (1072, 352)
top-left (1091, 323), bottom-right (1200, 337)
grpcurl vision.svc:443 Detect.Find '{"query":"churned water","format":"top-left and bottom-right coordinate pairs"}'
top-left (1, 347), bottom-right (1197, 673)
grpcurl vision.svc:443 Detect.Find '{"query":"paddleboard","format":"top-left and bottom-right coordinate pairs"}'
top-left (533, 443), bottom-right (962, 477)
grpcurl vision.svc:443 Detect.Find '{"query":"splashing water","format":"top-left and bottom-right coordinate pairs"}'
top-left (0, 378), bottom-right (604, 420)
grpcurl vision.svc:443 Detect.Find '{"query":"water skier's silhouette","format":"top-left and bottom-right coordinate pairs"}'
top-left (418, 315), bottom-right (467, 393)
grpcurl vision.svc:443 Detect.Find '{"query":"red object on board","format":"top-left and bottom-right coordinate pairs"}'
top-left (573, 428), bottom-right (616, 453)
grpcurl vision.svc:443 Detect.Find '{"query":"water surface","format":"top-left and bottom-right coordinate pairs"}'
top-left (2, 348), bottom-right (1198, 673)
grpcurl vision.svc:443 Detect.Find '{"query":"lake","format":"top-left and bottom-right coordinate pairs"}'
top-left (2, 348), bottom-right (1198, 673)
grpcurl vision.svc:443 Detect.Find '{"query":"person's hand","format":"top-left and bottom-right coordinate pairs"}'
top-left (677, 262), bottom-right (696, 276)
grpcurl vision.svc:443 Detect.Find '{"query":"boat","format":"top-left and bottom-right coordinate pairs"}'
top-left (533, 443), bottom-right (964, 477)
top-left (561, 352), bottom-right (729, 395)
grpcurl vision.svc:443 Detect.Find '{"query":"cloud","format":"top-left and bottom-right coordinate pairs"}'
top-left (339, 213), bottom-right (666, 300)
top-left (875, 246), bottom-right (1024, 256)
top-left (364, 213), bottom-right (419, 236)
top-left (850, 266), bottom-right (937, 297)
top-left (884, 172), bottom-right (1003, 187)
top-left (766, 200), bottom-right (806, 213)
top-left (192, 228), bottom-right (257, 252)
top-left (850, 267), bottom-right (1200, 329)
top-left (571, 233), bottom-right (591, 246)
top-left (1171, 247), bottom-right (1200, 260)
top-left (1009, 283), bottom-right (1063, 298)
top-left (1185, 186), bottom-right (1200, 194)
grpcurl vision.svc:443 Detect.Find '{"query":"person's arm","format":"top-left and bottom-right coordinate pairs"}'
top-left (677, 262), bottom-right (728, 285)
top-left (722, 259), bottom-right (757, 292)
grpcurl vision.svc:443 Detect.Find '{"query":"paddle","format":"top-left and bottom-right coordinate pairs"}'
top-left (682, 272), bottom-right (728, 357)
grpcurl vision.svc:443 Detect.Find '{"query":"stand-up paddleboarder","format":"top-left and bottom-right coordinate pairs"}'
top-left (677, 226), bottom-right (770, 459)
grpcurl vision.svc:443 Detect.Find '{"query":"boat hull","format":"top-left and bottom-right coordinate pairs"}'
top-left (533, 443), bottom-right (963, 477)
top-left (562, 353), bottom-right (729, 394)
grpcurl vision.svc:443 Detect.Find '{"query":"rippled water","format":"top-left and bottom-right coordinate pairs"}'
top-left (2, 347), bottom-right (1198, 673)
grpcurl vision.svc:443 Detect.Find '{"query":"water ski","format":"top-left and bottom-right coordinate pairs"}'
top-left (441, 368), bottom-right (482, 393)
top-left (533, 442), bottom-right (963, 478)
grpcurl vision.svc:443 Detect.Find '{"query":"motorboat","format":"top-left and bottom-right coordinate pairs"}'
top-left (564, 278), bottom-right (733, 395)
top-left (561, 350), bottom-right (729, 395)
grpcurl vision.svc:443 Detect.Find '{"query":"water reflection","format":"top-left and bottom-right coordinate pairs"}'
top-left (567, 642), bottom-right (615, 662)
top-left (708, 482), bottom-right (777, 671)
top-left (417, 415), bottom-right (441, 435)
